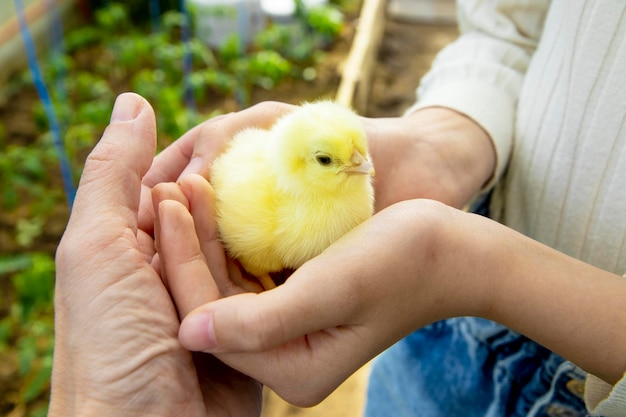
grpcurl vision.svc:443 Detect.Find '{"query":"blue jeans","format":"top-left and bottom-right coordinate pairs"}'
top-left (364, 317), bottom-right (587, 417)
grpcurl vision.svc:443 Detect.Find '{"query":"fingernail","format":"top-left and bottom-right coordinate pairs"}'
top-left (206, 312), bottom-right (217, 350)
top-left (110, 93), bottom-right (142, 124)
top-left (180, 156), bottom-right (204, 179)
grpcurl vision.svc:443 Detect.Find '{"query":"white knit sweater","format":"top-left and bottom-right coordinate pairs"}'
top-left (408, 0), bottom-right (626, 415)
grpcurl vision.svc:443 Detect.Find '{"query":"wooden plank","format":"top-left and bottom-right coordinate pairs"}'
top-left (336, 0), bottom-right (387, 113)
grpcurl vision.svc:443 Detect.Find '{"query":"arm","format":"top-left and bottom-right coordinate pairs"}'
top-left (416, 2), bottom-right (626, 411)
top-left (157, 188), bottom-right (626, 407)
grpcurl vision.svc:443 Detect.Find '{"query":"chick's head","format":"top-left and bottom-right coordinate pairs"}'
top-left (271, 101), bottom-right (374, 195)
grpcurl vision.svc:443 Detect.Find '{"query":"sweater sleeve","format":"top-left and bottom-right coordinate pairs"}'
top-left (585, 372), bottom-right (626, 417)
top-left (405, 0), bottom-right (550, 187)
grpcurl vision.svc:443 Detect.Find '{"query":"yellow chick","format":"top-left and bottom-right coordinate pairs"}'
top-left (210, 101), bottom-right (375, 290)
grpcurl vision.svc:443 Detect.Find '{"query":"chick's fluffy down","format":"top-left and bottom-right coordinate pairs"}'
top-left (210, 101), bottom-right (374, 280)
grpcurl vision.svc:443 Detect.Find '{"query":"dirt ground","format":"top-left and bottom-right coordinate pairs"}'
top-left (260, 16), bottom-right (458, 417)
top-left (366, 19), bottom-right (458, 118)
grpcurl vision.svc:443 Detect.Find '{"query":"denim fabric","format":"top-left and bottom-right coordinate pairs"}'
top-left (364, 317), bottom-right (588, 417)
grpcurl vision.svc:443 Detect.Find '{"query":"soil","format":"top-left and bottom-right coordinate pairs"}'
top-left (0, 9), bottom-right (457, 417)
top-left (366, 19), bottom-right (458, 117)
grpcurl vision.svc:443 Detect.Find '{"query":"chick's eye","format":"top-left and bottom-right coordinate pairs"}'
top-left (315, 155), bottom-right (332, 166)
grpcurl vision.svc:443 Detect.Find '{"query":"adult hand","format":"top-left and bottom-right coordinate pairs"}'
top-left (50, 93), bottom-right (262, 417)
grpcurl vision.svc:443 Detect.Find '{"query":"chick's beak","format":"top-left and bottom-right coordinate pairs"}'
top-left (345, 152), bottom-right (375, 176)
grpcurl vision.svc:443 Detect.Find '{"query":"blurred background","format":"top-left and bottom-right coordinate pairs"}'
top-left (0, 0), bottom-right (456, 415)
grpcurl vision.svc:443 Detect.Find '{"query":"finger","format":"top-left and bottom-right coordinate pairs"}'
top-left (178, 175), bottom-right (227, 288)
top-left (179, 101), bottom-right (296, 179)
top-left (69, 92), bottom-right (156, 231)
top-left (142, 118), bottom-right (217, 187)
top-left (178, 174), bottom-right (256, 295)
top-left (157, 199), bottom-right (220, 319)
top-left (138, 115), bottom-right (231, 237)
top-left (177, 175), bottom-right (220, 265)
top-left (151, 182), bottom-right (189, 265)
top-left (137, 183), bottom-right (156, 236)
top-left (140, 117), bottom-right (222, 234)
top-left (140, 115), bottom-right (229, 240)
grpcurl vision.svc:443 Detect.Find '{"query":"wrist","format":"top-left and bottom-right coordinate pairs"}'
top-left (47, 349), bottom-right (170, 417)
top-left (48, 400), bottom-right (109, 417)
top-left (365, 107), bottom-right (495, 211)
top-left (418, 205), bottom-right (500, 321)
top-left (372, 201), bottom-right (496, 329)
top-left (48, 365), bottom-right (107, 417)
top-left (405, 107), bottom-right (496, 206)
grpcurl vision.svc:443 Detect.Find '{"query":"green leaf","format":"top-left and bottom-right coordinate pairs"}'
top-left (0, 254), bottom-right (33, 275)
top-left (249, 51), bottom-right (292, 87)
top-left (218, 34), bottom-right (244, 63)
top-left (11, 253), bottom-right (55, 317)
top-left (0, 317), bottom-right (13, 349)
top-left (21, 353), bottom-right (52, 402)
top-left (16, 217), bottom-right (45, 247)
top-left (95, 3), bottom-right (130, 33)
top-left (307, 5), bottom-right (344, 38)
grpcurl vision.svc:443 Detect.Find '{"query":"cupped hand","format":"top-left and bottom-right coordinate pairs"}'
top-left (155, 101), bottom-right (495, 214)
top-left (137, 101), bottom-right (296, 238)
top-left (156, 173), bottom-right (495, 407)
top-left (50, 93), bottom-right (261, 417)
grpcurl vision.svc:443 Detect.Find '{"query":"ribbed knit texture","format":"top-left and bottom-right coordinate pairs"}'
top-left (498, 1), bottom-right (626, 275)
top-left (408, 1), bottom-right (626, 414)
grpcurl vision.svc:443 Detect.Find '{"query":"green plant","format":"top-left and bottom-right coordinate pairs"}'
top-left (0, 140), bottom-right (59, 212)
top-left (64, 26), bottom-right (102, 52)
top-left (0, 253), bottom-right (56, 415)
top-left (253, 3), bottom-right (345, 66)
top-left (0, 121), bottom-right (5, 147)
top-left (248, 50), bottom-right (292, 89)
top-left (94, 2), bottom-right (131, 35)
top-left (307, 4), bottom-right (345, 39)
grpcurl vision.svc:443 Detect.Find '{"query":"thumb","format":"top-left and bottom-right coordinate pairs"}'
top-left (69, 93), bottom-right (156, 229)
top-left (178, 261), bottom-right (355, 353)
